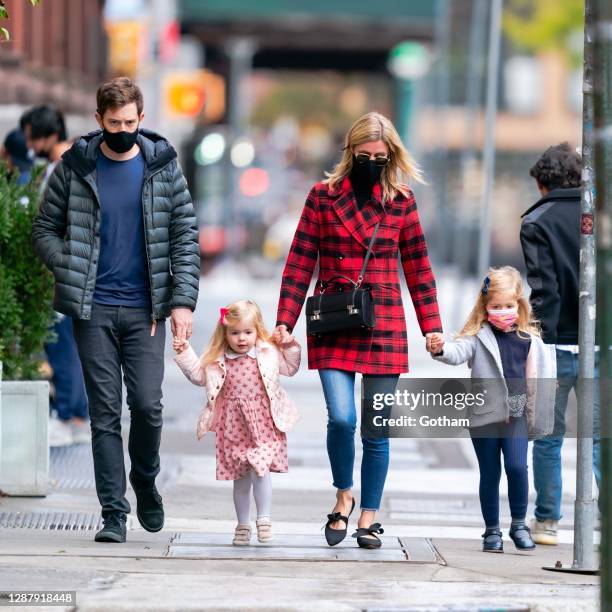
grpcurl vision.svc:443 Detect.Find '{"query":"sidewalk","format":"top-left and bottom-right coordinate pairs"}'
top-left (0, 266), bottom-right (600, 611)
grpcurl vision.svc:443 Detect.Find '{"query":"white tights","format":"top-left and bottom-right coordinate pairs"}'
top-left (233, 470), bottom-right (272, 524)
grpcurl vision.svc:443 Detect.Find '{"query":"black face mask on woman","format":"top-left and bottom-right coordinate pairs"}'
top-left (349, 158), bottom-right (384, 193)
top-left (102, 125), bottom-right (139, 154)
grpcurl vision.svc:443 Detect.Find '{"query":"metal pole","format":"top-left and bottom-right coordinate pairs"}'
top-left (574, 0), bottom-right (597, 572)
top-left (477, 0), bottom-right (503, 277)
top-left (433, 0), bottom-right (451, 263)
top-left (223, 37), bottom-right (255, 262)
top-left (453, 0), bottom-right (487, 332)
top-left (594, 0), bottom-right (612, 604)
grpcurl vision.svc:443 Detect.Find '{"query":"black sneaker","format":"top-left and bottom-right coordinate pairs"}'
top-left (95, 514), bottom-right (127, 543)
top-left (129, 474), bottom-right (164, 533)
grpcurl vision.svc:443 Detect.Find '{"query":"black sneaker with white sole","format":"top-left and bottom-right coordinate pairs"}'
top-left (94, 513), bottom-right (127, 543)
top-left (129, 474), bottom-right (165, 533)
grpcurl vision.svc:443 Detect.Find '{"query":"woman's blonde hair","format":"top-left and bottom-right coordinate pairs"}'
top-left (325, 111), bottom-right (424, 202)
top-left (201, 299), bottom-right (271, 367)
top-left (459, 266), bottom-right (540, 339)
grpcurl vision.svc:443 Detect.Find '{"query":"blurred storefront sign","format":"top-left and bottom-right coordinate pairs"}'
top-left (163, 70), bottom-right (225, 121)
top-left (105, 20), bottom-right (146, 78)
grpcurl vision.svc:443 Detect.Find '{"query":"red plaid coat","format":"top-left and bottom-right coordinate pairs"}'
top-left (276, 177), bottom-right (443, 374)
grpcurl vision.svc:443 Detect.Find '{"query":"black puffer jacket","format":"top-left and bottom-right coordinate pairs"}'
top-left (32, 129), bottom-right (200, 321)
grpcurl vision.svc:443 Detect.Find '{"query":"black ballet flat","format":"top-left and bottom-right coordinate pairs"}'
top-left (352, 523), bottom-right (384, 549)
top-left (323, 498), bottom-right (355, 546)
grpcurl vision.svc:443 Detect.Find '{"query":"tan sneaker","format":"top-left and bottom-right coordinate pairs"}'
top-left (232, 524), bottom-right (251, 546)
top-left (256, 517), bottom-right (273, 543)
top-left (530, 518), bottom-right (558, 545)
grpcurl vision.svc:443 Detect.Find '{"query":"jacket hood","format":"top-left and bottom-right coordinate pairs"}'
top-left (521, 187), bottom-right (581, 218)
top-left (61, 128), bottom-right (177, 178)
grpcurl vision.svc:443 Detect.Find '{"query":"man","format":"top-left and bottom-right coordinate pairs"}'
top-left (22, 105), bottom-right (67, 162)
top-left (520, 142), bottom-right (600, 546)
top-left (22, 105), bottom-right (89, 447)
top-left (32, 77), bottom-right (200, 543)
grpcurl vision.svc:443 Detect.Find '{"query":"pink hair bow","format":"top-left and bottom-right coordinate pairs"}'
top-left (219, 307), bottom-right (229, 324)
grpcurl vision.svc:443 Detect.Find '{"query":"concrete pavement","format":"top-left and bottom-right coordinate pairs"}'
top-left (0, 265), bottom-right (600, 610)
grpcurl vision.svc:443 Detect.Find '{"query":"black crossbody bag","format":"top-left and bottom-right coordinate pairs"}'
top-left (305, 223), bottom-right (379, 336)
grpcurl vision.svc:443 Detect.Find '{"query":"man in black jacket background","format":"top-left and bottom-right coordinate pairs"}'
top-left (520, 142), bottom-right (600, 546)
top-left (32, 77), bottom-right (200, 543)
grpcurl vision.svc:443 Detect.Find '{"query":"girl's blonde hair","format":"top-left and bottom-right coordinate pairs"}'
top-left (201, 299), bottom-right (271, 367)
top-left (324, 111), bottom-right (424, 202)
top-left (459, 266), bottom-right (540, 339)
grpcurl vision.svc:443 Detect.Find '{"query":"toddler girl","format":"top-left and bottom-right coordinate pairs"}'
top-left (428, 266), bottom-right (555, 553)
top-left (174, 299), bottom-right (301, 545)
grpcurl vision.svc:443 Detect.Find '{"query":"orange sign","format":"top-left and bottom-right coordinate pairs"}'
top-left (163, 70), bottom-right (225, 121)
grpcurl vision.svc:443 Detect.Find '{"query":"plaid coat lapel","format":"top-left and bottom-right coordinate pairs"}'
top-left (330, 177), bottom-right (386, 249)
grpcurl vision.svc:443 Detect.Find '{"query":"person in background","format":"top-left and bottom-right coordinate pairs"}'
top-left (520, 142), bottom-right (600, 545)
top-left (2, 128), bottom-right (32, 184)
top-left (22, 105), bottom-right (88, 447)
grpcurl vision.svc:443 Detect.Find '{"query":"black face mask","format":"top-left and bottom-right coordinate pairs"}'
top-left (349, 158), bottom-right (383, 193)
top-left (102, 126), bottom-right (139, 154)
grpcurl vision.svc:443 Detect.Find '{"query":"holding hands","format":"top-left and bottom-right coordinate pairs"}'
top-left (426, 332), bottom-right (445, 355)
top-left (272, 324), bottom-right (295, 346)
top-left (173, 337), bottom-right (190, 354)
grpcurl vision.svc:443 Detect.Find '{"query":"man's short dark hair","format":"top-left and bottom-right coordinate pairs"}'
top-left (22, 105), bottom-right (67, 141)
top-left (529, 142), bottom-right (582, 191)
top-left (96, 76), bottom-right (144, 117)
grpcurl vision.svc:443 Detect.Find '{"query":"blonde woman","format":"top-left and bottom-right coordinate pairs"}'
top-left (428, 266), bottom-right (556, 553)
top-left (173, 300), bottom-right (301, 546)
top-left (274, 112), bottom-right (443, 549)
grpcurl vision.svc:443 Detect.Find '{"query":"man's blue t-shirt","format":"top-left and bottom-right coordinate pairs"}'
top-left (93, 151), bottom-right (150, 308)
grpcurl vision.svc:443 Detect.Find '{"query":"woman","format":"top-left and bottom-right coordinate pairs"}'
top-left (274, 112), bottom-right (443, 549)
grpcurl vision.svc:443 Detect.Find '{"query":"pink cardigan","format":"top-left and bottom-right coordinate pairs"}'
top-left (174, 338), bottom-right (301, 439)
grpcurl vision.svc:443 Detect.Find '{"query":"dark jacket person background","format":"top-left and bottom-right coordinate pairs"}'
top-left (519, 142), bottom-right (600, 546)
top-left (519, 142), bottom-right (582, 345)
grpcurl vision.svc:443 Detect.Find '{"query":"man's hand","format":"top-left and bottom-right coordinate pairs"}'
top-left (272, 324), bottom-right (293, 345)
top-left (171, 308), bottom-right (193, 343)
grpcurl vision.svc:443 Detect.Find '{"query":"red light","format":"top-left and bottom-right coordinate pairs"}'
top-left (239, 168), bottom-right (270, 198)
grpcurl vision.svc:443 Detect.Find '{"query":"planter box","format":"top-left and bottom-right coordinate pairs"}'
top-left (0, 380), bottom-right (49, 496)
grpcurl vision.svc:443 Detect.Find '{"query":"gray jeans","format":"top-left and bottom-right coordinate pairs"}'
top-left (73, 304), bottom-right (165, 518)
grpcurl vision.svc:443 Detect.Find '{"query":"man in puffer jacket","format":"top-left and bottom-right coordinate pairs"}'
top-left (32, 77), bottom-right (200, 543)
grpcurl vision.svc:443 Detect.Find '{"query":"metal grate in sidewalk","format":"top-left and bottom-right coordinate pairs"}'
top-left (166, 532), bottom-right (445, 564)
top-left (0, 511), bottom-right (104, 531)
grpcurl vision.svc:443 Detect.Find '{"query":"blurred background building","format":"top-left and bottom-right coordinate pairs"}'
top-left (0, 0), bottom-right (585, 275)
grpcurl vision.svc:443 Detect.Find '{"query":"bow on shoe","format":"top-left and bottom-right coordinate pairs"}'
top-left (322, 511), bottom-right (343, 529)
top-left (352, 523), bottom-right (384, 538)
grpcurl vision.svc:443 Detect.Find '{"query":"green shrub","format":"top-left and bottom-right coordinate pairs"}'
top-left (0, 163), bottom-right (55, 379)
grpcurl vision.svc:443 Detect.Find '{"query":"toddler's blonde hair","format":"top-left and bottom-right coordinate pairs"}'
top-left (201, 299), bottom-right (271, 367)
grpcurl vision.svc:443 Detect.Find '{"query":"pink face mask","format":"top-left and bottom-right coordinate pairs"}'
top-left (487, 307), bottom-right (519, 331)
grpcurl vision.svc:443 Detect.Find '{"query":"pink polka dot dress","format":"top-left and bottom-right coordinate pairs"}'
top-left (215, 354), bottom-right (288, 481)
